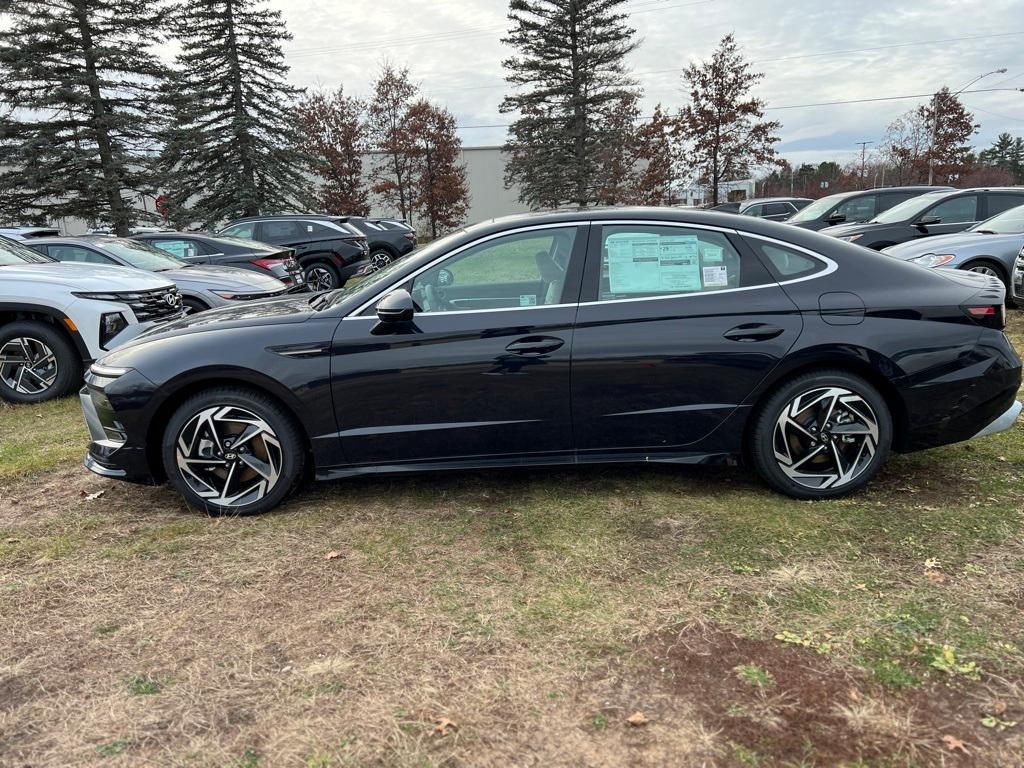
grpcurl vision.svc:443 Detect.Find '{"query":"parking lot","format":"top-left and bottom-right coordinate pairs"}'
top-left (0, 313), bottom-right (1019, 766)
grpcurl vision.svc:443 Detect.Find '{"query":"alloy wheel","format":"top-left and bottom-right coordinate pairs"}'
top-left (306, 265), bottom-right (336, 291)
top-left (0, 337), bottom-right (58, 395)
top-left (370, 251), bottom-right (393, 270)
top-left (967, 264), bottom-right (1000, 279)
top-left (773, 386), bottom-right (879, 490)
top-left (175, 405), bottom-right (283, 508)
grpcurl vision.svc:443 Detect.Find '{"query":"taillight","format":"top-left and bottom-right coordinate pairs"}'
top-left (403, 232), bottom-right (416, 242)
top-left (961, 304), bottom-right (1006, 330)
top-left (250, 257), bottom-right (286, 271)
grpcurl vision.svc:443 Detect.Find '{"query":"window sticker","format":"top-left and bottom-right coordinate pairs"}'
top-left (606, 234), bottom-right (701, 293)
top-left (702, 265), bottom-right (729, 287)
top-left (158, 241), bottom-right (187, 258)
top-left (519, 294), bottom-right (538, 306)
top-left (699, 244), bottom-right (724, 263)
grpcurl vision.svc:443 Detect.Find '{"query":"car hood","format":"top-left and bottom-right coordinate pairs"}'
top-left (883, 232), bottom-right (1024, 260)
top-left (159, 264), bottom-right (285, 291)
top-left (0, 262), bottom-right (175, 292)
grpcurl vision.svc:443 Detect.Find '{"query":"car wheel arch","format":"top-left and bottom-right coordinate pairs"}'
top-left (960, 257), bottom-right (1008, 284)
top-left (144, 372), bottom-right (314, 482)
top-left (0, 305), bottom-right (90, 361)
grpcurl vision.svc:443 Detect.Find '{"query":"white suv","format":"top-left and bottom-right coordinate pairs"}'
top-left (0, 236), bottom-right (182, 404)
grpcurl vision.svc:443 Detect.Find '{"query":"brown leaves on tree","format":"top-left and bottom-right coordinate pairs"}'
top-left (296, 87), bottom-right (370, 217)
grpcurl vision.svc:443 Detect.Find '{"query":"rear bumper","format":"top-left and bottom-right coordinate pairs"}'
top-left (972, 400), bottom-right (1022, 440)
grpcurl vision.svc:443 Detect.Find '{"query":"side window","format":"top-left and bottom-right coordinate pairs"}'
top-left (927, 195), bottom-right (977, 224)
top-left (764, 202), bottom-right (793, 217)
top-left (597, 226), bottom-right (767, 301)
top-left (836, 195), bottom-right (877, 222)
top-left (261, 221), bottom-right (303, 242)
top-left (150, 239), bottom-right (198, 259)
top-left (742, 204), bottom-right (763, 217)
top-left (222, 223), bottom-right (255, 239)
top-left (47, 245), bottom-right (112, 265)
top-left (409, 227), bottom-right (578, 313)
top-left (747, 239), bottom-right (827, 281)
top-left (878, 191), bottom-right (920, 211)
top-left (304, 222), bottom-right (340, 237)
top-left (985, 194), bottom-right (1024, 217)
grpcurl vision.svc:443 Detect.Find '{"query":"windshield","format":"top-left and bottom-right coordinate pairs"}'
top-left (323, 228), bottom-right (468, 309)
top-left (97, 238), bottom-right (187, 271)
top-left (870, 193), bottom-right (946, 224)
top-left (787, 193), bottom-right (847, 223)
top-left (0, 236), bottom-right (53, 265)
top-left (970, 204), bottom-right (1024, 234)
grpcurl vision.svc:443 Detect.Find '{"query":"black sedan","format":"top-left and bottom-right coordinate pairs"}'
top-left (131, 231), bottom-right (306, 288)
top-left (80, 208), bottom-right (1022, 516)
top-left (823, 187), bottom-right (1024, 249)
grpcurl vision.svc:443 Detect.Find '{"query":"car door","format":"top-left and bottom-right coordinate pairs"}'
top-left (982, 192), bottom-right (1024, 218)
top-left (915, 194), bottom-right (980, 238)
top-left (329, 224), bottom-right (588, 467)
top-left (570, 222), bottom-right (804, 454)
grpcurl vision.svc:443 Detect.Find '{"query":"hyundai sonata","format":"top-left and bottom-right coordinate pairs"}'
top-left (79, 209), bottom-right (1022, 515)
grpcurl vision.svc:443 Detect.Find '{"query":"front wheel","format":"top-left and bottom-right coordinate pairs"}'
top-left (0, 321), bottom-right (81, 404)
top-left (162, 388), bottom-right (305, 516)
top-left (749, 370), bottom-right (892, 499)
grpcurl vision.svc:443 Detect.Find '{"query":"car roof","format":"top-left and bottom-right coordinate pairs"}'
top-left (741, 197), bottom-right (813, 205)
top-left (225, 214), bottom-right (346, 224)
top-left (28, 235), bottom-right (126, 247)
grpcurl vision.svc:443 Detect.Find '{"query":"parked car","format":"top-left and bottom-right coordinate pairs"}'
top-left (882, 203), bottom-right (1024, 298)
top-left (738, 197), bottom-right (813, 221)
top-left (0, 235), bottom-right (180, 404)
top-left (709, 202), bottom-right (741, 213)
top-left (346, 217), bottom-right (418, 268)
top-left (786, 186), bottom-right (951, 231)
top-left (0, 226), bottom-right (61, 240)
top-left (822, 187), bottom-right (1024, 250)
top-left (29, 236), bottom-right (289, 315)
top-left (80, 208), bottom-right (1020, 516)
top-left (217, 215), bottom-right (369, 291)
top-left (131, 231), bottom-right (306, 288)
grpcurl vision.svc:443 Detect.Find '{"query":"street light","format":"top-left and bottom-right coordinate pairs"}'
top-left (928, 68), bottom-right (1008, 185)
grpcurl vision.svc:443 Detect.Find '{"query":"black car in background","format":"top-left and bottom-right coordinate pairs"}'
top-left (823, 187), bottom-right (1024, 250)
top-left (217, 215), bottom-right (369, 290)
top-left (131, 232), bottom-right (305, 288)
top-left (738, 197), bottom-right (813, 221)
top-left (346, 217), bottom-right (418, 268)
top-left (81, 208), bottom-right (1021, 516)
top-left (787, 186), bottom-right (949, 231)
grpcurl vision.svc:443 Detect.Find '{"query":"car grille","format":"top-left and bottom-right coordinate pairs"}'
top-left (1013, 247), bottom-right (1024, 300)
top-left (114, 288), bottom-right (184, 322)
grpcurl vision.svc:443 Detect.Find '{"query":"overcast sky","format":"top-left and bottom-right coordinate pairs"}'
top-left (275, 0), bottom-right (1024, 169)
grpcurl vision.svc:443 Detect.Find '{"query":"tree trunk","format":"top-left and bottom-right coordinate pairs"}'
top-left (568, 1), bottom-right (587, 208)
top-left (224, 0), bottom-right (258, 215)
top-left (73, 1), bottom-right (130, 235)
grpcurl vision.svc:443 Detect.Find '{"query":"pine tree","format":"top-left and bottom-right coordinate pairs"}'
top-left (367, 65), bottom-right (420, 223)
top-left (407, 100), bottom-right (470, 239)
top-left (158, 0), bottom-right (311, 228)
top-left (297, 87), bottom-right (370, 216)
top-left (501, 0), bottom-right (640, 209)
top-left (979, 132), bottom-right (1024, 182)
top-left (678, 34), bottom-right (781, 206)
top-left (0, 1), bottom-right (167, 234)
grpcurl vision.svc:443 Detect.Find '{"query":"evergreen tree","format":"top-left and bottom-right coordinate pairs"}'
top-left (501, 0), bottom-right (640, 209)
top-left (979, 132), bottom-right (1024, 182)
top-left (159, 0), bottom-right (311, 228)
top-left (0, 1), bottom-right (167, 234)
top-left (407, 100), bottom-right (470, 239)
top-left (920, 87), bottom-right (977, 185)
top-left (297, 87), bottom-right (370, 216)
top-left (678, 34), bottom-right (781, 206)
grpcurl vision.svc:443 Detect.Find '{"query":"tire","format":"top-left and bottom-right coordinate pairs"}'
top-left (0, 320), bottom-right (81, 404)
top-left (161, 387), bottom-right (305, 516)
top-left (749, 370), bottom-right (892, 500)
top-left (369, 248), bottom-right (395, 270)
top-left (961, 260), bottom-right (1008, 291)
top-left (182, 298), bottom-right (209, 315)
top-left (303, 261), bottom-right (339, 291)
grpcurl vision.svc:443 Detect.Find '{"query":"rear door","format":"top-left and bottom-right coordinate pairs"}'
top-left (982, 192), bottom-right (1024, 218)
top-left (570, 222), bottom-right (804, 454)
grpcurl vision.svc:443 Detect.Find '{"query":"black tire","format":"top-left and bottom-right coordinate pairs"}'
top-left (0, 320), bottom-right (81, 404)
top-left (369, 248), bottom-right (395, 270)
top-left (303, 261), bottom-right (339, 291)
top-left (961, 260), bottom-right (1009, 291)
top-left (161, 387), bottom-right (305, 516)
top-left (749, 369), bottom-right (892, 500)
top-left (182, 297), bottom-right (210, 315)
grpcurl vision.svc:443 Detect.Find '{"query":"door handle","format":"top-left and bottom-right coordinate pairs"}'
top-left (723, 324), bottom-right (785, 342)
top-left (505, 335), bottom-right (565, 355)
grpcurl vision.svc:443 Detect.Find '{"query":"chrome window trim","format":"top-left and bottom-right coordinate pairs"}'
top-left (343, 219), bottom-right (838, 318)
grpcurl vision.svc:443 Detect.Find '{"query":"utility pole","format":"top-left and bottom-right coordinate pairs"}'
top-left (928, 68), bottom-right (1007, 185)
top-left (855, 141), bottom-right (873, 189)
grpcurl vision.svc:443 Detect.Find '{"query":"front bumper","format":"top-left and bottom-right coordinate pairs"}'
top-left (79, 384), bottom-right (158, 484)
top-left (1013, 254), bottom-right (1023, 302)
top-left (972, 400), bottom-right (1022, 440)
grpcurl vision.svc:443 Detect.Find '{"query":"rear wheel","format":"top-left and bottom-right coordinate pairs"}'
top-left (161, 387), bottom-right (305, 516)
top-left (369, 248), bottom-right (395, 271)
top-left (0, 321), bottom-right (80, 404)
top-left (304, 261), bottom-right (339, 291)
top-left (749, 370), bottom-right (892, 499)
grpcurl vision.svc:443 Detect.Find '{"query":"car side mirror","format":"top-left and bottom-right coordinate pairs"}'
top-left (376, 289), bottom-right (415, 323)
top-left (827, 213), bottom-right (846, 225)
top-left (915, 215), bottom-right (941, 227)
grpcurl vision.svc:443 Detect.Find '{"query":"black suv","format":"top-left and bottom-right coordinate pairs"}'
top-left (131, 232), bottom-right (306, 288)
top-left (217, 215), bottom-right (369, 290)
top-left (823, 187), bottom-right (1024, 250)
top-left (346, 217), bottom-right (418, 268)
top-left (787, 186), bottom-right (950, 231)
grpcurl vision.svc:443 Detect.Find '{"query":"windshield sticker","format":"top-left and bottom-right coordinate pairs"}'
top-left (606, 235), bottom-right (701, 293)
top-left (519, 294), bottom-right (538, 306)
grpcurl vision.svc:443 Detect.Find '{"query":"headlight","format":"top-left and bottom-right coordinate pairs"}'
top-left (99, 312), bottom-right (128, 349)
top-left (911, 253), bottom-right (956, 268)
top-left (89, 363), bottom-right (132, 378)
top-left (838, 234), bottom-right (863, 243)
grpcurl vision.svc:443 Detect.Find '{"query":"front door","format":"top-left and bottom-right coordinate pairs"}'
top-left (330, 224), bottom-right (588, 467)
top-left (571, 222), bottom-right (804, 455)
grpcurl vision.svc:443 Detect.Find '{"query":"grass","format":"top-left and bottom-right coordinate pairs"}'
top-left (0, 312), bottom-right (1021, 766)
